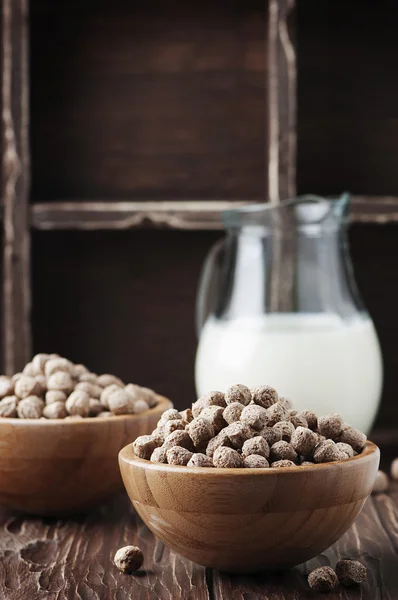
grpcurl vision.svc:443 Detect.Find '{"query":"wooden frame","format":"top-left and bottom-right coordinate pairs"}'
top-left (2, 0), bottom-right (398, 373)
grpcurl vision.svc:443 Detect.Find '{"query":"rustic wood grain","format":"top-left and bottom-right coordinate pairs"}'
top-left (0, 480), bottom-right (395, 598)
top-left (1, 0), bottom-right (31, 374)
top-left (30, 0), bottom-right (267, 203)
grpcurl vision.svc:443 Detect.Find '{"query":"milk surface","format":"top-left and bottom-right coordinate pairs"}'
top-left (195, 313), bottom-right (382, 433)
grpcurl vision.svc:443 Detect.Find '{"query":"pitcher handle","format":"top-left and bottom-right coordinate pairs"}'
top-left (195, 238), bottom-right (225, 337)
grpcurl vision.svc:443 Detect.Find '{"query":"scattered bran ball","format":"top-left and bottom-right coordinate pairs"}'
top-left (299, 410), bottom-right (317, 430)
top-left (260, 426), bottom-right (282, 447)
top-left (336, 559), bottom-right (367, 587)
top-left (272, 420), bottom-right (295, 441)
top-left (270, 440), bottom-right (298, 463)
top-left (308, 566), bottom-right (338, 592)
top-left (290, 426), bottom-right (317, 457)
top-left (391, 457), bottom-right (398, 480)
top-left (242, 436), bottom-right (270, 459)
top-left (372, 470), bottom-right (389, 494)
top-left (187, 418), bottom-right (215, 451)
top-left (223, 402), bottom-right (244, 425)
top-left (65, 390), bottom-right (90, 417)
top-left (47, 372), bottom-right (74, 395)
top-left (243, 455), bottom-right (269, 468)
top-left (187, 453), bottom-right (214, 468)
top-left (17, 396), bottom-right (44, 419)
top-left (223, 422), bottom-right (253, 449)
top-left (213, 446), bottom-right (243, 468)
top-left (0, 396), bottom-right (18, 417)
top-left (335, 442), bottom-right (355, 458)
top-left (206, 430), bottom-right (232, 458)
top-left (162, 430), bottom-right (193, 452)
top-left (240, 405), bottom-right (268, 430)
top-left (313, 439), bottom-right (342, 463)
top-left (251, 385), bottom-right (278, 409)
top-left (150, 447), bottom-right (168, 463)
top-left (317, 413), bottom-right (344, 440)
top-left (114, 546), bottom-right (144, 574)
top-left (271, 460), bottom-right (296, 468)
top-left (339, 425), bottom-right (367, 453)
top-left (199, 406), bottom-right (226, 433)
top-left (264, 402), bottom-right (287, 426)
top-left (43, 401), bottom-right (68, 419)
top-left (166, 446), bottom-right (193, 466)
top-left (225, 384), bottom-right (252, 406)
top-left (133, 435), bottom-right (158, 459)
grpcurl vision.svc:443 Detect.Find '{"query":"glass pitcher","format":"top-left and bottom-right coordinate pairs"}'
top-left (195, 194), bottom-right (383, 433)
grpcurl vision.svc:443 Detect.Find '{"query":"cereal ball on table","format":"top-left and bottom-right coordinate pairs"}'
top-left (43, 401), bottom-right (68, 419)
top-left (242, 436), bottom-right (270, 459)
top-left (251, 385), bottom-right (278, 408)
top-left (243, 455), bottom-right (269, 468)
top-left (372, 470), bottom-right (389, 494)
top-left (17, 396), bottom-right (44, 419)
top-left (0, 396), bottom-right (18, 417)
top-left (166, 446), bottom-right (193, 466)
top-left (65, 390), bottom-right (90, 417)
top-left (336, 559), bottom-right (367, 586)
top-left (308, 566), bottom-right (338, 592)
top-left (225, 384), bottom-right (251, 406)
top-left (47, 372), bottom-right (74, 395)
top-left (15, 376), bottom-right (42, 400)
top-left (213, 446), bottom-right (243, 468)
top-left (114, 546), bottom-right (144, 574)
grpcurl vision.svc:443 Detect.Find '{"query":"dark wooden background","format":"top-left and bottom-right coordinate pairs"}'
top-left (28, 0), bottom-right (398, 433)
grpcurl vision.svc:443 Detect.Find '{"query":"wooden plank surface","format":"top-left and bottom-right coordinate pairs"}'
top-left (0, 482), bottom-right (396, 599)
top-left (1, 0), bottom-right (32, 374)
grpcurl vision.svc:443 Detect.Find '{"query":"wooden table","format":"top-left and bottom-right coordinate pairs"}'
top-left (0, 483), bottom-right (396, 599)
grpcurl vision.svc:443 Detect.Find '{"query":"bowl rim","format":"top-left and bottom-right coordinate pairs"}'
top-left (119, 440), bottom-right (379, 475)
top-left (0, 395), bottom-right (172, 426)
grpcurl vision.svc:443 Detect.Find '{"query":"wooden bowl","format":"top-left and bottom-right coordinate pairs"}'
top-left (0, 395), bottom-right (172, 516)
top-left (119, 441), bottom-right (379, 573)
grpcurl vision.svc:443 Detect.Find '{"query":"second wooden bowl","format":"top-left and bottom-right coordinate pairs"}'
top-left (0, 395), bottom-right (172, 516)
top-left (119, 441), bottom-right (379, 572)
